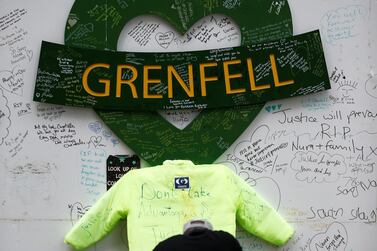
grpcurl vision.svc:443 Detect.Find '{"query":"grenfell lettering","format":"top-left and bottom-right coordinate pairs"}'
top-left (34, 31), bottom-right (330, 111)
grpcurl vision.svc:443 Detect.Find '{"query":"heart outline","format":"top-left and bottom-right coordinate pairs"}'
top-left (155, 31), bottom-right (175, 49)
top-left (0, 65), bottom-right (25, 96)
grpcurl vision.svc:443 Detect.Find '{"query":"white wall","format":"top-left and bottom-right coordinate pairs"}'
top-left (0, 0), bottom-right (376, 250)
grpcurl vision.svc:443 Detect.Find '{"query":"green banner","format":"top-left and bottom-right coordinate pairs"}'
top-left (34, 31), bottom-right (329, 110)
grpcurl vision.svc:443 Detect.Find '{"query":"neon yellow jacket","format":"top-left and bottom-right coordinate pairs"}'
top-left (65, 160), bottom-right (294, 251)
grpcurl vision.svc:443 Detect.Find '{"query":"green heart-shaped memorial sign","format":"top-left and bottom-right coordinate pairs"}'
top-left (54, 0), bottom-right (324, 165)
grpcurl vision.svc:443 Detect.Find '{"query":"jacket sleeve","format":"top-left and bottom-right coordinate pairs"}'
top-left (64, 172), bottom-right (134, 250)
top-left (233, 172), bottom-right (294, 246)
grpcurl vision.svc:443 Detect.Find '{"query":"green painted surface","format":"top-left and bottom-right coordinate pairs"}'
top-left (96, 104), bottom-right (263, 164)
